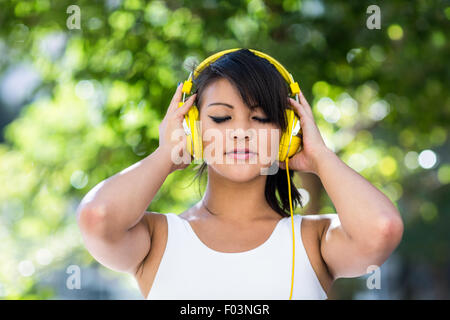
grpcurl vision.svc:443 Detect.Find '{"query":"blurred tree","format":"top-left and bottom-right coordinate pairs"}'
top-left (0, 0), bottom-right (448, 299)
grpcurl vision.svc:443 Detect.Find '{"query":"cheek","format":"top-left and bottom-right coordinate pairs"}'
top-left (201, 122), bottom-right (227, 159)
top-left (257, 127), bottom-right (280, 155)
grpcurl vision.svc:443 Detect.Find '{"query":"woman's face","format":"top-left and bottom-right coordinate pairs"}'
top-left (198, 78), bottom-right (281, 182)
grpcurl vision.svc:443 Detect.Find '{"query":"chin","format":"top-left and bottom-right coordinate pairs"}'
top-left (211, 163), bottom-right (266, 182)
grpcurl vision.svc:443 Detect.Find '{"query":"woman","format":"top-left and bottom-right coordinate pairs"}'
top-left (77, 49), bottom-right (404, 300)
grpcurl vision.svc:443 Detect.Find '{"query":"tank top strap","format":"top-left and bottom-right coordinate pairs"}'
top-left (165, 212), bottom-right (189, 235)
top-left (269, 214), bottom-right (302, 245)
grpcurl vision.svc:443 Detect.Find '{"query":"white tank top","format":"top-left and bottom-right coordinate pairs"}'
top-left (147, 213), bottom-right (328, 300)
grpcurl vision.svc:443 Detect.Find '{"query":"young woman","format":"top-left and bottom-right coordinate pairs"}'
top-left (77, 49), bottom-right (404, 300)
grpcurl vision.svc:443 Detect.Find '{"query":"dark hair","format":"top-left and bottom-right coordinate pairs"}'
top-left (188, 48), bottom-right (303, 218)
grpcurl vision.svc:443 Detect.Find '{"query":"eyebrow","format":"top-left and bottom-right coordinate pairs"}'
top-left (207, 102), bottom-right (234, 109)
top-left (207, 102), bottom-right (260, 109)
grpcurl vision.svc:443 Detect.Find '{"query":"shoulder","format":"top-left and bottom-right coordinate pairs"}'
top-left (143, 207), bottom-right (198, 234)
top-left (300, 213), bottom-right (339, 237)
top-left (300, 213), bottom-right (342, 251)
top-left (179, 204), bottom-right (204, 222)
top-left (142, 211), bottom-right (169, 234)
top-left (295, 213), bottom-right (333, 248)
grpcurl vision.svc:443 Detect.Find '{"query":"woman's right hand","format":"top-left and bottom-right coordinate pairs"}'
top-left (157, 82), bottom-right (197, 173)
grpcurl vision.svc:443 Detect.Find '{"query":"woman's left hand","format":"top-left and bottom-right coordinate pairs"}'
top-left (278, 90), bottom-right (332, 175)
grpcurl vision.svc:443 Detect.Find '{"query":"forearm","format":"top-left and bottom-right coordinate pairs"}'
top-left (77, 146), bottom-right (172, 234)
top-left (315, 148), bottom-right (403, 246)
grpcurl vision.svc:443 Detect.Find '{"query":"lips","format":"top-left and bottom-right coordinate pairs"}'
top-left (225, 148), bottom-right (257, 154)
top-left (225, 148), bottom-right (257, 160)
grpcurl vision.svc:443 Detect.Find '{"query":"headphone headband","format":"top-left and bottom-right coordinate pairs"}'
top-left (182, 48), bottom-right (301, 97)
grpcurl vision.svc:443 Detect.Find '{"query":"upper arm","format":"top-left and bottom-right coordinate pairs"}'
top-left (77, 208), bottom-right (155, 276)
top-left (318, 213), bottom-right (400, 281)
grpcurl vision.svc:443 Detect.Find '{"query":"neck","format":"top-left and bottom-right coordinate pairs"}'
top-left (200, 166), bottom-right (279, 225)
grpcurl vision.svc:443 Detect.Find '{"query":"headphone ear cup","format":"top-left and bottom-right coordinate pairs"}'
top-left (288, 134), bottom-right (302, 158)
top-left (186, 105), bottom-right (203, 162)
top-left (278, 109), bottom-right (302, 162)
top-left (185, 127), bottom-right (194, 158)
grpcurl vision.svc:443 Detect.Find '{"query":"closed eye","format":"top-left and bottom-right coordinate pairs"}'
top-left (209, 116), bottom-right (231, 123)
top-left (254, 117), bottom-right (271, 123)
top-left (209, 116), bottom-right (271, 124)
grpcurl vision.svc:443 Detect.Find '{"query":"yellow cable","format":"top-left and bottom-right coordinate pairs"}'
top-left (285, 158), bottom-right (295, 300)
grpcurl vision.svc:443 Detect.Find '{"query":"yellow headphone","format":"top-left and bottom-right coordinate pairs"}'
top-left (177, 48), bottom-right (303, 300)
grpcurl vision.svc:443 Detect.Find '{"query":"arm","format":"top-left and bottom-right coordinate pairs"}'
top-left (76, 83), bottom-right (196, 276)
top-left (315, 148), bottom-right (404, 280)
top-left (76, 146), bottom-right (173, 275)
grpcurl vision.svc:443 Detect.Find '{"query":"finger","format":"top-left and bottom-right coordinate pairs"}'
top-left (175, 93), bottom-right (197, 118)
top-left (298, 90), bottom-right (314, 118)
top-left (291, 94), bottom-right (311, 119)
top-left (168, 82), bottom-right (185, 112)
top-left (288, 97), bottom-right (308, 120)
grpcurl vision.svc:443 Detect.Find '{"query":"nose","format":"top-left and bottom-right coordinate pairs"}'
top-left (228, 128), bottom-right (255, 141)
top-left (234, 128), bottom-right (249, 140)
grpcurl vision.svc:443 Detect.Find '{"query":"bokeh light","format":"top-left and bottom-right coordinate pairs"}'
top-left (18, 260), bottom-right (35, 277)
top-left (388, 24), bottom-right (404, 40)
top-left (418, 149), bottom-right (437, 169)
